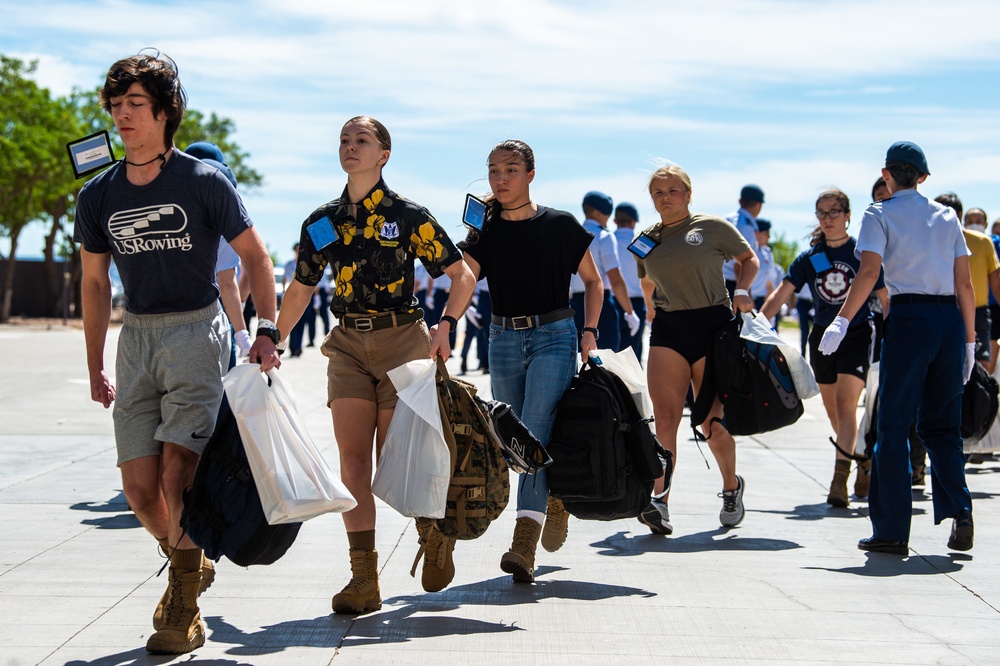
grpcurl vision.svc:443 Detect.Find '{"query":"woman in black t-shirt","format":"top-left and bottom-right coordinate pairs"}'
top-left (461, 139), bottom-right (602, 584)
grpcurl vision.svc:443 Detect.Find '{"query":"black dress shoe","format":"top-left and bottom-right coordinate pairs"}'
top-left (947, 509), bottom-right (974, 551)
top-left (858, 536), bottom-right (908, 555)
top-left (460, 358), bottom-right (468, 374)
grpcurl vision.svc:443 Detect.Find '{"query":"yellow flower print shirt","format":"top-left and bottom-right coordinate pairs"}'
top-left (293, 179), bottom-right (460, 316)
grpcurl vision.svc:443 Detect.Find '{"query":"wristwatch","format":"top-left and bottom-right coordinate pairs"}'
top-left (256, 318), bottom-right (281, 345)
top-left (583, 326), bottom-right (600, 340)
top-left (440, 315), bottom-right (458, 330)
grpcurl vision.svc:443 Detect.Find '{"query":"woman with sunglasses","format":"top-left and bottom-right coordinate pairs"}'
top-left (761, 189), bottom-right (888, 507)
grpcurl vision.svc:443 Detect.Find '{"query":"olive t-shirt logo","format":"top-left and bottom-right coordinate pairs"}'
top-left (685, 230), bottom-right (704, 246)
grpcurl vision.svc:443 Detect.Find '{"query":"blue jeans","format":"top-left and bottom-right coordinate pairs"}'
top-left (489, 317), bottom-right (579, 513)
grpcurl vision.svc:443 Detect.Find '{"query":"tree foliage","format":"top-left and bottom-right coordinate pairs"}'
top-left (769, 231), bottom-right (799, 273)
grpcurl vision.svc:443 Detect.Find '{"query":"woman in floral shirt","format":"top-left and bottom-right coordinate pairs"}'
top-left (276, 116), bottom-right (475, 614)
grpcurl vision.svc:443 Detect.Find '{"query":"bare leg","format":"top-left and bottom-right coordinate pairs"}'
top-left (691, 358), bottom-right (738, 491)
top-left (647, 347), bottom-right (693, 496)
top-left (330, 398), bottom-right (394, 532)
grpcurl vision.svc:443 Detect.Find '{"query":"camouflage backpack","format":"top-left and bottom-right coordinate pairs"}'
top-left (433, 357), bottom-right (510, 540)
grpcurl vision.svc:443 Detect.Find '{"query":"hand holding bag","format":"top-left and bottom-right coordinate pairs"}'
top-left (740, 312), bottom-right (820, 400)
top-left (223, 363), bottom-right (356, 524)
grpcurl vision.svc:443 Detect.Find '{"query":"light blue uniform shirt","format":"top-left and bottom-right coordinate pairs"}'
top-left (215, 238), bottom-right (240, 273)
top-left (570, 219), bottom-right (620, 293)
top-left (750, 244), bottom-right (775, 298)
top-left (855, 188), bottom-right (969, 296)
top-left (613, 227), bottom-right (643, 298)
top-left (723, 208), bottom-right (759, 281)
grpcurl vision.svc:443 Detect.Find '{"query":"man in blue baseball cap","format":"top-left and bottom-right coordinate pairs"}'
top-left (819, 140), bottom-right (975, 556)
top-left (569, 191), bottom-right (640, 351)
top-left (724, 185), bottom-right (765, 300)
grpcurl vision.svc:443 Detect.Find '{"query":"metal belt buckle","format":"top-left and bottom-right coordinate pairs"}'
top-left (511, 316), bottom-right (532, 330)
top-left (354, 317), bottom-right (375, 332)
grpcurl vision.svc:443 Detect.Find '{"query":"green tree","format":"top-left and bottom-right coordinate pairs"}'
top-left (770, 231), bottom-right (799, 274)
top-left (0, 55), bottom-right (73, 321)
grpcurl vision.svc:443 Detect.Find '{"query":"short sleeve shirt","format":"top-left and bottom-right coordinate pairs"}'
top-left (570, 219), bottom-right (619, 292)
top-left (963, 228), bottom-right (1000, 307)
top-left (73, 152), bottom-right (252, 314)
top-left (750, 244), bottom-right (775, 298)
top-left (614, 227), bottom-right (643, 298)
top-left (786, 238), bottom-right (885, 329)
top-left (635, 213), bottom-right (751, 312)
top-left (855, 189), bottom-right (969, 297)
top-left (722, 208), bottom-right (759, 281)
top-left (293, 179), bottom-right (460, 316)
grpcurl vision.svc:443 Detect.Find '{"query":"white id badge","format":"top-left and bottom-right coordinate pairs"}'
top-left (306, 216), bottom-right (340, 251)
top-left (67, 130), bottom-right (116, 179)
top-left (463, 193), bottom-right (487, 232)
top-left (628, 233), bottom-right (658, 259)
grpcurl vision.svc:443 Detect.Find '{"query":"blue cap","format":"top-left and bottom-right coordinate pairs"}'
top-left (755, 218), bottom-right (771, 232)
top-left (201, 158), bottom-right (237, 189)
top-left (583, 191), bottom-right (613, 216)
top-left (185, 141), bottom-right (226, 164)
top-left (740, 184), bottom-right (765, 203)
top-left (615, 202), bottom-right (639, 221)
top-left (885, 141), bottom-right (930, 175)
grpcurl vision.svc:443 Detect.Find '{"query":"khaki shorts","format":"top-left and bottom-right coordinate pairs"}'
top-left (322, 319), bottom-right (432, 409)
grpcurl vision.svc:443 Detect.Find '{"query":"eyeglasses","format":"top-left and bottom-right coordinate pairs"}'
top-left (815, 209), bottom-right (844, 220)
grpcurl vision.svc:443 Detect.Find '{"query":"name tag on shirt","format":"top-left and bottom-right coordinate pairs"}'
top-left (628, 233), bottom-right (658, 259)
top-left (810, 252), bottom-right (832, 272)
top-left (307, 216), bottom-right (340, 251)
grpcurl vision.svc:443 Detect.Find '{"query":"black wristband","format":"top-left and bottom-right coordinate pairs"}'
top-left (583, 326), bottom-right (600, 340)
top-left (440, 315), bottom-right (458, 330)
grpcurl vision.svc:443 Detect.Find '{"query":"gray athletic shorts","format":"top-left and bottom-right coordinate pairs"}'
top-left (113, 302), bottom-right (230, 466)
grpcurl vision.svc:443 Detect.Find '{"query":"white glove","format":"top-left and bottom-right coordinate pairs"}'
top-left (817, 316), bottom-right (849, 356)
top-left (234, 329), bottom-right (252, 357)
top-left (624, 310), bottom-right (641, 337)
top-left (425, 294), bottom-right (435, 311)
top-left (466, 306), bottom-right (482, 329)
top-left (964, 342), bottom-right (976, 384)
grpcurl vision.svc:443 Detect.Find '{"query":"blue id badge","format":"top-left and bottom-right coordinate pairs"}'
top-left (463, 193), bottom-right (487, 232)
top-left (809, 252), bottom-right (832, 272)
top-left (67, 130), bottom-right (116, 179)
top-left (306, 216), bottom-right (340, 251)
top-left (628, 233), bottom-right (658, 259)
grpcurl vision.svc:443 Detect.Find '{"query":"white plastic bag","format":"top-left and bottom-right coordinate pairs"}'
top-left (588, 347), bottom-right (653, 418)
top-left (740, 312), bottom-right (820, 400)
top-left (223, 363), bottom-right (356, 524)
top-left (371, 358), bottom-right (452, 518)
top-left (856, 361), bottom-right (879, 458)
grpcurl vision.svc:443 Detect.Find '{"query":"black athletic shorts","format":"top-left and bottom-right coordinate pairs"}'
top-left (975, 305), bottom-right (991, 361)
top-left (650, 305), bottom-right (734, 365)
top-left (990, 304), bottom-right (1000, 342)
top-left (809, 321), bottom-right (873, 384)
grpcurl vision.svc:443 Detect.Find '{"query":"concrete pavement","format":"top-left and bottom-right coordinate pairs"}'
top-left (2, 322), bottom-right (999, 665)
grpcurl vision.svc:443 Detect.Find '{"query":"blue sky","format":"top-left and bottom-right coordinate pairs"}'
top-left (5, 0), bottom-right (1000, 267)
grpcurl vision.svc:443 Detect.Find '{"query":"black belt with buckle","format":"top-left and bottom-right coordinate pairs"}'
top-left (491, 307), bottom-right (575, 331)
top-left (890, 294), bottom-right (957, 306)
top-left (340, 309), bottom-right (423, 331)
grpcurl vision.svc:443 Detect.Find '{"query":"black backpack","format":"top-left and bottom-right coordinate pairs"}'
top-left (962, 362), bottom-right (1000, 441)
top-left (547, 359), bottom-right (667, 521)
top-left (692, 319), bottom-right (803, 438)
top-left (181, 395), bottom-right (301, 566)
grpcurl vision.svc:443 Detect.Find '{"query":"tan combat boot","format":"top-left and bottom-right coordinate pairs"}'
top-left (541, 496), bottom-right (569, 553)
top-left (332, 549), bottom-right (382, 615)
top-left (827, 459), bottom-right (851, 507)
top-left (419, 526), bottom-right (456, 592)
top-left (854, 459), bottom-right (872, 499)
top-left (153, 551), bottom-right (215, 631)
top-left (145, 567), bottom-right (205, 654)
top-left (500, 517), bottom-right (542, 583)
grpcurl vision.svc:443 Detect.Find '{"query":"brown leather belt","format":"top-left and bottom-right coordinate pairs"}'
top-left (340, 309), bottom-right (423, 331)
top-left (491, 307), bottom-right (575, 331)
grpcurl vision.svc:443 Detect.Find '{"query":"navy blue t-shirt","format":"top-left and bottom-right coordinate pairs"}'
top-left (74, 151), bottom-right (252, 315)
top-left (785, 237), bottom-right (884, 329)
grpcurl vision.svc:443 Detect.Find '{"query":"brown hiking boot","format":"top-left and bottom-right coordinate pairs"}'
top-left (332, 549), bottom-right (382, 615)
top-left (154, 553), bottom-right (215, 631)
top-left (418, 526), bottom-right (456, 592)
top-left (541, 497), bottom-right (569, 553)
top-left (827, 459), bottom-right (851, 507)
top-left (854, 459), bottom-right (872, 499)
top-left (500, 517), bottom-right (542, 583)
top-left (145, 568), bottom-right (205, 654)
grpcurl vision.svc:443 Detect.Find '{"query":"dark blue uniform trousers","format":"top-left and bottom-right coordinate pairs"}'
top-left (571, 290), bottom-right (619, 352)
top-left (871, 301), bottom-right (972, 542)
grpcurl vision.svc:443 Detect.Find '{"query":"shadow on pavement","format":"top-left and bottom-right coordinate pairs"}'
top-left (205, 567), bottom-right (655, 654)
top-left (803, 552), bottom-right (966, 577)
top-left (589, 529), bottom-right (801, 556)
top-left (70, 490), bottom-right (142, 529)
top-left (65, 647), bottom-right (253, 665)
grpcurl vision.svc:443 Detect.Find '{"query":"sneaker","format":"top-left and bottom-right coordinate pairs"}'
top-left (947, 509), bottom-right (974, 551)
top-left (638, 498), bottom-right (673, 535)
top-left (719, 475), bottom-right (746, 527)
